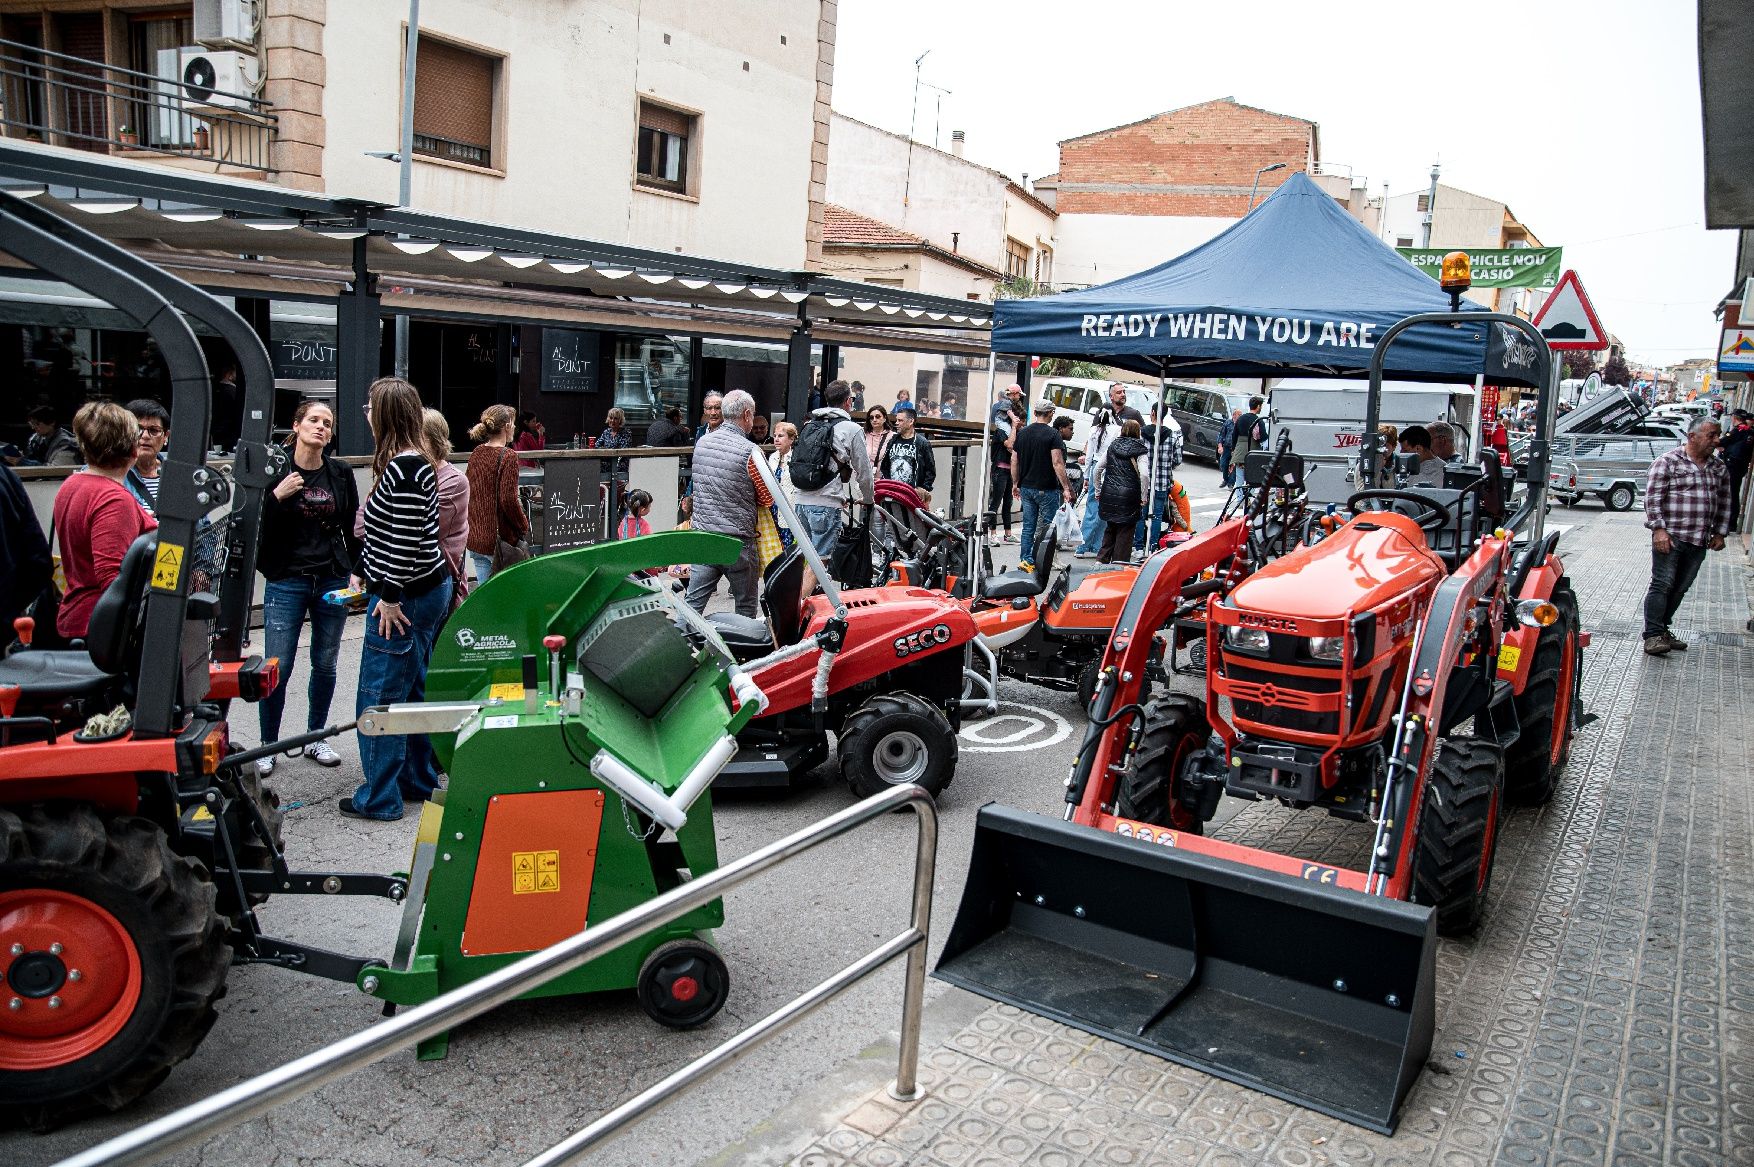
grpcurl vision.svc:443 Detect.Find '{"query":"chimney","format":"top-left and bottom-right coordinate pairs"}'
top-left (950, 129), bottom-right (965, 158)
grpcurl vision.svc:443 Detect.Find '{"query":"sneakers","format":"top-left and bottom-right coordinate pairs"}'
top-left (306, 740), bottom-right (343, 767)
top-left (254, 755), bottom-right (276, 776)
top-left (1019, 562), bottom-right (1035, 573)
top-left (1664, 632), bottom-right (1689, 652)
top-left (1073, 549), bottom-right (1098, 560)
top-left (1643, 635), bottom-right (1671, 657)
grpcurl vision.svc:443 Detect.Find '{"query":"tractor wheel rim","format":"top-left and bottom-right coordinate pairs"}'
top-left (0, 889), bottom-right (142, 1071)
top-left (1551, 628), bottom-right (1578, 765)
top-left (872, 730), bottom-right (930, 785)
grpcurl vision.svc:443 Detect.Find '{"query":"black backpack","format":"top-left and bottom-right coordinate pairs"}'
top-left (790, 416), bottom-right (842, 492)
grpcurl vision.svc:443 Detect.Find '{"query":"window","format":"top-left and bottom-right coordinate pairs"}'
top-left (1395, 236), bottom-right (1414, 248)
top-left (1006, 239), bottom-right (1030, 281)
top-left (1034, 246), bottom-right (1053, 288)
top-left (1415, 194), bottom-right (1430, 212)
top-left (637, 100), bottom-right (695, 194)
top-left (412, 36), bottom-right (499, 169)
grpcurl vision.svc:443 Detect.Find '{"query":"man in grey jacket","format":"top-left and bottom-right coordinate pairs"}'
top-left (685, 390), bottom-right (763, 617)
top-left (792, 380), bottom-right (874, 558)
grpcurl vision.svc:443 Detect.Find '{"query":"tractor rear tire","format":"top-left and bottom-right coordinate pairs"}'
top-left (1411, 738), bottom-right (1506, 937)
top-left (637, 939), bottom-right (729, 1029)
top-left (839, 693), bottom-right (957, 800)
top-left (1505, 582), bottom-right (1582, 806)
top-left (0, 804), bottom-right (230, 1127)
top-left (1115, 696), bottom-right (1208, 836)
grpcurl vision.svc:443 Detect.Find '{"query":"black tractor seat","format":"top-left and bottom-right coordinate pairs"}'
top-left (978, 529), bottom-right (1058, 602)
top-left (0, 533), bottom-right (155, 724)
top-left (706, 546), bottom-right (809, 663)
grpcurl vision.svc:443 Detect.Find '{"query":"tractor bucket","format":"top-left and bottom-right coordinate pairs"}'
top-left (934, 805), bottom-right (1436, 1134)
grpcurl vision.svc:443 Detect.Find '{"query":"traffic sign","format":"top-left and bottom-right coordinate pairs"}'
top-left (1531, 269), bottom-right (1607, 350)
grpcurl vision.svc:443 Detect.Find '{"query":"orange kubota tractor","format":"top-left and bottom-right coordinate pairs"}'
top-left (936, 307), bottom-right (1584, 1134)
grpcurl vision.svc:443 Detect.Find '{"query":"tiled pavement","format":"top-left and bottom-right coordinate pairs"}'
top-left (737, 511), bottom-right (1754, 1167)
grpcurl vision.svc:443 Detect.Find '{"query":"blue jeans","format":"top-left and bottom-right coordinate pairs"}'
top-left (258, 575), bottom-right (348, 742)
top-left (1018, 487), bottom-right (1062, 567)
top-left (1078, 480), bottom-right (1105, 554)
top-left (1136, 492), bottom-right (1169, 556)
top-left (352, 579), bottom-right (453, 820)
top-left (470, 550), bottom-right (494, 586)
top-left (795, 504), bottom-right (842, 561)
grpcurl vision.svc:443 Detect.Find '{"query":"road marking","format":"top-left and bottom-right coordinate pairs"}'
top-left (958, 701), bottom-right (1074, 753)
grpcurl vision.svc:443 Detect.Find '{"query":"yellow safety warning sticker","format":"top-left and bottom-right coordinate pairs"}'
top-left (489, 682), bottom-right (525, 702)
top-left (190, 805), bottom-right (213, 822)
top-left (1497, 644), bottom-right (1521, 673)
top-left (512, 849), bottom-right (559, 894)
top-left (151, 542), bottom-right (184, 591)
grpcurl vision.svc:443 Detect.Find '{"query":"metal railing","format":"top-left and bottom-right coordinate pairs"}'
top-left (54, 783), bottom-right (939, 1167)
top-left (0, 37), bottom-right (277, 171)
top-left (413, 130), bottom-right (491, 169)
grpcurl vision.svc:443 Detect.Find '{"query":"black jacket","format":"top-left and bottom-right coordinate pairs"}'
top-left (257, 453), bottom-right (361, 580)
top-left (1097, 436), bottom-right (1150, 522)
top-left (0, 463), bottom-right (50, 631)
top-left (880, 432), bottom-right (936, 491)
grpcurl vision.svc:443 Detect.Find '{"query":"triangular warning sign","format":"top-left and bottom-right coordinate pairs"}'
top-left (1531, 269), bottom-right (1607, 350)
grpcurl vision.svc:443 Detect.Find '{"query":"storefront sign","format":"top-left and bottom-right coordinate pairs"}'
top-left (541, 457), bottom-right (602, 551)
top-left (541, 329), bottom-right (597, 394)
top-left (1396, 247), bottom-right (1564, 290)
top-left (271, 337), bottom-right (338, 381)
top-left (1719, 328), bottom-right (1754, 377)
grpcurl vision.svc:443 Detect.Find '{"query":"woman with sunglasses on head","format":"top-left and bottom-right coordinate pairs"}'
top-left (255, 399), bottom-right (359, 775)
top-left (864, 404), bottom-right (892, 472)
top-left (347, 378), bottom-right (450, 821)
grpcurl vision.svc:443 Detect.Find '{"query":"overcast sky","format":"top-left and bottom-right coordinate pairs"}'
top-left (832, 0), bottom-right (1728, 370)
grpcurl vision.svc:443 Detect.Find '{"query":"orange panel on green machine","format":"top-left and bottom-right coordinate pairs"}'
top-left (1229, 512), bottom-right (1445, 622)
top-left (460, 790), bottom-right (604, 957)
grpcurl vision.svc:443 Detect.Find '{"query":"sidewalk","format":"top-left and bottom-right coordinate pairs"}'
top-left (709, 508), bottom-right (1754, 1167)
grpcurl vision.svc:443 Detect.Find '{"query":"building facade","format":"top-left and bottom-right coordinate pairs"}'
top-left (1379, 181), bottom-right (1545, 313)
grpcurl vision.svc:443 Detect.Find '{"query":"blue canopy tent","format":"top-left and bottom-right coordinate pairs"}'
top-left (990, 172), bottom-right (1535, 385)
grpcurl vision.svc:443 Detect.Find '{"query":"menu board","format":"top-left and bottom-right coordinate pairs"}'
top-left (541, 457), bottom-right (603, 551)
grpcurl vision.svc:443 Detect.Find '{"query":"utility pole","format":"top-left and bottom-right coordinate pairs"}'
top-left (1421, 161), bottom-right (1440, 248)
top-left (394, 0), bottom-right (420, 380)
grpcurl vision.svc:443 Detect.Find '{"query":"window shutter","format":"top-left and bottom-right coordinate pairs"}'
top-left (639, 103), bottom-right (691, 138)
top-left (413, 38), bottom-right (494, 151)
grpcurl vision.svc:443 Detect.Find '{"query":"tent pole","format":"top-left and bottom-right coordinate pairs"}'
top-left (1469, 374), bottom-right (1484, 462)
top-left (970, 355), bottom-right (1001, 591)
top-left (1150, 363), bottom-right (1167, 550)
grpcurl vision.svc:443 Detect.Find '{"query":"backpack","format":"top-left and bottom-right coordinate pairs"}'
top-left (1234, 412), bottom-right (1267, 460)
top-left (790, 416), bottom-right (843, 492)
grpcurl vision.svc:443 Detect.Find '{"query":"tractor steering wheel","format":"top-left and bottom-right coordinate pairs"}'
top-left (1346, 489), bottom-right (1449, 531)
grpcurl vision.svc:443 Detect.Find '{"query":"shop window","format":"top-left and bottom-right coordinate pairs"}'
top-left (636, 100), bottom-right (696, 195)
top-left (413, 35), bottom-right (500, 169)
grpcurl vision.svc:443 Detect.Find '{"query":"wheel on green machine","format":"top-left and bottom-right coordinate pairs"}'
top-left (636, 939), bottom-right (729, 1029)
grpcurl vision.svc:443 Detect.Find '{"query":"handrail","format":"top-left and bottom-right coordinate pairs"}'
top-left (53, 784), bottom-right (940, 1167)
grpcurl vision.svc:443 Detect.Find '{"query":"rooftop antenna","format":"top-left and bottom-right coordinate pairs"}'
top-left (904, 49), bottom-right (931, 209)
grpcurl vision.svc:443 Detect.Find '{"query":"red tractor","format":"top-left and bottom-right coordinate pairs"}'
top-left (937, 309), bottom-right (1584, 1134)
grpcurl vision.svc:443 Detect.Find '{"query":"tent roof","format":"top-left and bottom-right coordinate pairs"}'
top-left (992, 172), bottom-right (1535, 385)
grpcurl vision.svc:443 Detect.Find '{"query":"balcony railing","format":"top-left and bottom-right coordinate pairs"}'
top-left (0, 37), bottom-right (277, 171)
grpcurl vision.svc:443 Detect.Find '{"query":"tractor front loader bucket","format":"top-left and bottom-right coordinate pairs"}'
top-left (934, 805), bottom-right (1436, 1134)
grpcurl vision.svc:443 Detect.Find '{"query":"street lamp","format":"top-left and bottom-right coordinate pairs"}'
top-left (1247, 162), bottom-right (1287, 212)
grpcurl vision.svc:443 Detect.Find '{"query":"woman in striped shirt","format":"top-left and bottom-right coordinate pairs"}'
top-left (345, 377), bottom-right (452, 821)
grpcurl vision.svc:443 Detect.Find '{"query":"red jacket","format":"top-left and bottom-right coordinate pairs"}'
top-left (53, 472), bottom-right (156, 639)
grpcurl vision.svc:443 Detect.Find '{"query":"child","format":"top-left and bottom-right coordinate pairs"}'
top-left (618, 489), bottom-right (654, 541)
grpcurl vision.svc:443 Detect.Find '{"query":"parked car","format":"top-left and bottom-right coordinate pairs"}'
top-left (1548, 432), bottom-right (1680, 511)
top-left (1166, 381), bottom-right (1256, 465)
top-left (1036, 376), bottom-right (1160, 453)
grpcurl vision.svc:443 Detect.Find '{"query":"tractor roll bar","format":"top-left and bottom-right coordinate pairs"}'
top-left (1361, 311), bottom-right (1556, 549)
top-left (0, 192), bottom-right (209, 738)
top-left (0, 192), bottom-right (281, 664)
top-left (52, 784), bottom-right (939, 1167)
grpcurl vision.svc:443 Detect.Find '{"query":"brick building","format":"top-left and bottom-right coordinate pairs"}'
top-left (1033, 97), bottom-right (1319, 289)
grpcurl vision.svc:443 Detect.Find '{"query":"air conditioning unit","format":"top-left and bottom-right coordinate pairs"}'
top-left (193, 0), bottom-right (256, 49)
top-left (177, 48), bottom-right (257, 109)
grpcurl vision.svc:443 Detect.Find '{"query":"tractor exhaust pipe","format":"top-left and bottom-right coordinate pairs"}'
top-left (935, 805), bottom-right (1436, 1134)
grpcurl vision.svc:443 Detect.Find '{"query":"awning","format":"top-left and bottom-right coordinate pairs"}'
top-left (1700, 0), bottom-right (1754, 228)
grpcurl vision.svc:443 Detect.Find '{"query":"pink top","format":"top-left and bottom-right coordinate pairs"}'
top-left (53, 472), bottom-right (157, 639)
top-left (619, 514), bottom-right (652, 540)
top-left (434, 460), bottom-right (471, 592)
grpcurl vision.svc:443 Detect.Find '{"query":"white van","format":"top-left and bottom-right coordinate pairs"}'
top-left (1034, 376), bottom-right (1160, 453)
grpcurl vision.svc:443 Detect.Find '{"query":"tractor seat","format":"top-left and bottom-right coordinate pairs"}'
top-left (978, 529), bottom-right (1057, 602)
top-left (0, 533), bottom-right (155, 722)
top-left (704, 547), bottom-right (810, 664)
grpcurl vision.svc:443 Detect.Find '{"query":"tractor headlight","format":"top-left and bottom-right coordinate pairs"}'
top-left (1306, 635), bottom-right (1346, 662)
top-left (1223, 625), bottom-right (1271, 654)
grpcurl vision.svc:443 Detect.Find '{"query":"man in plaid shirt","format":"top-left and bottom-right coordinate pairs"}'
top-left (1642, 416), bottom-right (1730, 656)
top-left (1138, 405), bottom-right (1184, 554)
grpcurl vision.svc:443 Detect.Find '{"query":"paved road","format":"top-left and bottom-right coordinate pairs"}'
top-left (7, 457), bottom-right (1627, 1167)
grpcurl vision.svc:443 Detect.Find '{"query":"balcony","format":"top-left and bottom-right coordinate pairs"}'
top-left (0, 37), bottom-right (276, 175)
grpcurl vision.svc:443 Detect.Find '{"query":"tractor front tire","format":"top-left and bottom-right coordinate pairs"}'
top-left (1505, 582), bottom-right (1582, 806)
top-left (839, 693), bottom-right (957, 800)
top-left (0, 805), bottom-right (230, 1128)
top-left (1115, 696), bottom-right (1208, 835)
top-left (1412, 739), bottom-right (1506, 937)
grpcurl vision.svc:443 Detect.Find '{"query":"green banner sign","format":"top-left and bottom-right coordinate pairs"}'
top-left (1395, 247), bottom-right (1564, 289)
